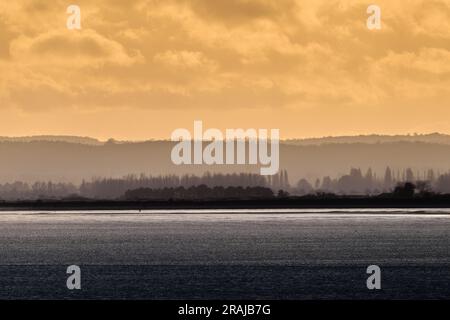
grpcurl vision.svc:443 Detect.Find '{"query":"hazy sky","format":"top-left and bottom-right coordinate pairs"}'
top-left (1, 0), bottom-right (450, 140)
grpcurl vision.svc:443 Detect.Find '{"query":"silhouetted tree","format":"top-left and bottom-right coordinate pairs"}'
top-left (384, 167), bottom-right (393, 190)
top-left (296, 179), bottom-right (313, 195)
top-left (393, 182), bottom-right (416, 197)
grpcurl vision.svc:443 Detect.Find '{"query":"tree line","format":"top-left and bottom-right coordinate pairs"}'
top-left (297, 167), bottom-right (450, 196)
top-left (1, 168), bottom-right (450, 200)
top-left (124, 185), bottom-right (274, 200)
top-left (0, 172), bottom-right (285, 200)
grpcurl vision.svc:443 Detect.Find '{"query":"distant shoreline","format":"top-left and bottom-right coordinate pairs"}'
top-left (2, 196), bottom-right (450, 211)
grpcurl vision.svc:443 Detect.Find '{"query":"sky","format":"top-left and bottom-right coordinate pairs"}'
top-left (1, 0), bottom-right (450, 140)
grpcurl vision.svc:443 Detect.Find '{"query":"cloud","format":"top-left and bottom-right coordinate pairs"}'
top-left (376, 48), bottom-right (450, 76)
top-left (2, 0), bottom-right (450, 139)
top-left (153, 50), bottom-right (217, 71)
top-left (10, 29), bottom-right (142, 66)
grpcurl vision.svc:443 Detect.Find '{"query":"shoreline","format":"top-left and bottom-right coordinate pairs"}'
top-left (2, 197), bottom-right (450, 211)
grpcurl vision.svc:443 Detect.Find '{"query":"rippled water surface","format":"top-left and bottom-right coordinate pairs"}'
top-left (0, 209), bottom-right (449, 299)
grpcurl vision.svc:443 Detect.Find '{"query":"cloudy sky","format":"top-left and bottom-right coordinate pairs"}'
top-left (1, 0), bottom-right (450, 140)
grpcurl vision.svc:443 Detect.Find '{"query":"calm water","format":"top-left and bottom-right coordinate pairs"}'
top-left (0, 209), bottom-right (449, 299)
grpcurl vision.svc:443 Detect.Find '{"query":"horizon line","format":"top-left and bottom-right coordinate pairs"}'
top-left (0, 132), bottom-right (448, 144)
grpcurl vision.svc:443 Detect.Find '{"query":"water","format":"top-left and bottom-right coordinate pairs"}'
top-left (0, 209), bottom-right (449, 299)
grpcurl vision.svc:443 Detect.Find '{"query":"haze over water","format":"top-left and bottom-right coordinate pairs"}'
top-left (1, 209), bottom-right (449, 299)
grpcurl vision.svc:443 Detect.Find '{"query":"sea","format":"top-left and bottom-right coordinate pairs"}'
top-left (0, 209), bottom-right (449, 299)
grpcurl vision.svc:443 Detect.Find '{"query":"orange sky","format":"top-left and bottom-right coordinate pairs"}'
top-left (1, 0), bottom-right (450, 140)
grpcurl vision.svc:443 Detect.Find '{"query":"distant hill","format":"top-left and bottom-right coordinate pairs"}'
top-left (2, 133), bottom-right (450, 146)
top-left (2, 137), bottom-right (450, 184)
top-left (285, 133), bottom-right (450, 146)
top-left (0, 135), bottom-right (102, 145)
